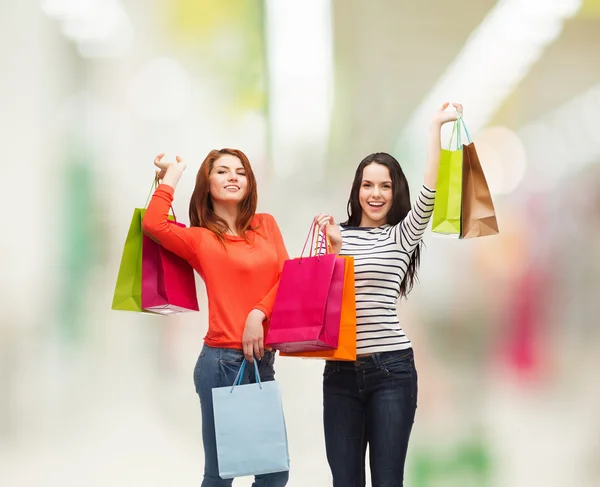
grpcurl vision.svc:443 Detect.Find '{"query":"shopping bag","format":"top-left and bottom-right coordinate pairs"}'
top-left (266, 223), bottom-right (344, 353)
top-left (112, 178), bottom-right (198, 314)
top-left (111, 208), bottom-right (145, 312)
top-left (281, 255), bottom-right (357, 361)
top-left (141, 219), bottom-right (199, 314)
top-left (459, 118), bottom-right (499, 238)
top-left (432, 119), bottom-right (463, 235)
top-left (212, 360), bottom-right (290, 479)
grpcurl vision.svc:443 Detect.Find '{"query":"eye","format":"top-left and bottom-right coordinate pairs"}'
top-left (362, 183), bottom-right (371, 188)
top-left (217, 170), bottom-right (226, 174)
top-left (383, 184), bottom-right (392, 190)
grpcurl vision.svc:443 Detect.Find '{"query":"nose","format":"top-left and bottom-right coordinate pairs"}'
top-left (372, 187), bottom-right (381, 198)
top-left (228, 173), bottom-right (238, 182)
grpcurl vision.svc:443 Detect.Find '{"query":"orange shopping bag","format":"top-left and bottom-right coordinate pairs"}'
top-left (280, 256), bottom-right (356, 361)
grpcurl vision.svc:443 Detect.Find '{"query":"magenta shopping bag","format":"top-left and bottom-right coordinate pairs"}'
top-left (141, 220), bottom-right (199, 315)
top-left (266, 223), bottom-right (344, 353)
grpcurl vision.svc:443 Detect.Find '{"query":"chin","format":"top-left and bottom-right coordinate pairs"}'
top-left (367, 213), bottom-right (388, 225)
top-left (227, 195), bottom-right (245, 204)
top-left (214, 194), bottom-right (244, 205)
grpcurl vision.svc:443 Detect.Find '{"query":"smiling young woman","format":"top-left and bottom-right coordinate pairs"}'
top-left (313, 102), bottom-right (463, 486)
top-left (142, 148), bottom-right (290, 487)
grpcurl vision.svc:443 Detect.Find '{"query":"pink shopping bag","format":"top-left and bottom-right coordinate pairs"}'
top-left (266, 223), bottom-right (344, 353)
top-left (141, 220), bottom-right (200, 315)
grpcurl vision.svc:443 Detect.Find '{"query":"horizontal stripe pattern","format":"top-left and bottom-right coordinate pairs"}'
top-left (340, 185), bottom-right (436, 354)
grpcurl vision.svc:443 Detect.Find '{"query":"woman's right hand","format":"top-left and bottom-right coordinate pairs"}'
top-left (430, 102), bottom-right (463, 128)
top-left (314, 214), bottom-right (342, 254)
top-left (154, 153), bottom-right (186, 182)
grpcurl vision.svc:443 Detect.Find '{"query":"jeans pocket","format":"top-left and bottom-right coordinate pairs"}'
top-left (381, 351), bottom-right (415, 376)
top-left (220, 355), bottom-right (244, 371)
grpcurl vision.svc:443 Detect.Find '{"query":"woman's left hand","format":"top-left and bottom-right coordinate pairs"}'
top-left (431, 102), bottom-right (464, 127)
top-left (242, 309), bottom-right (266, 363)
top-left (314, 214), bottom-right (342, 254)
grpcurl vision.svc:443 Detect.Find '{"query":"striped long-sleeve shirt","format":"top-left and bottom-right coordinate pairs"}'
top-left (338, 185), bottom-right (436, 355)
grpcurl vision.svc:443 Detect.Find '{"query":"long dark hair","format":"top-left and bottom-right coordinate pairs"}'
top-left (188, 148), bottom-right (258, 243)
top-left (343, 152), bottom-right (422, 297)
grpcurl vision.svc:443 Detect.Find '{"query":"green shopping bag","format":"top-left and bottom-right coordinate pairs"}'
top-left (111, 179), bottom-right (173, 312)
top-left (111, 207), bottom-right (146, 311)
top-left (432, 118), bottom-right (463, 235)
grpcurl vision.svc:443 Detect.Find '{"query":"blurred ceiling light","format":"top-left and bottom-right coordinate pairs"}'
top-left (517, 83), bottom-right (600, 192)
top-left (131, 57), bottom-right (193, 122)
top-left (41, 0), bottom-right (133, 58)
top-left (395, 0), bottom-right (581, 182)
top-left (264, 0), bottom-right (333, 180)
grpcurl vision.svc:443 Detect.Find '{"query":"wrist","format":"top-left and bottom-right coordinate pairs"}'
top-left (429, 121), bottom-right (442, 132)
top-left (250, 308), bottom-right (267, 322)
top-left (162, 166), bottom-right (182, 187)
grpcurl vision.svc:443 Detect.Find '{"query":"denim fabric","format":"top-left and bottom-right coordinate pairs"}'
top-left (194, 345), bottom-right (289, 487)
top-left (323, 348), bottom-right (418, 487)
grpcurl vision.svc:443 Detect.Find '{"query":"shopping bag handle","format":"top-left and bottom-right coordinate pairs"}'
top-left (144, 175), bottom-right (177, 221)
top-left (230, 358), bottom-right (262, 392)
top-left (459, 114), bottom-right (472, 144)
top-left (309, 221), bottom-right (329, 257)
top-left (447, 111), bottom-right (472, 150)
top-left (311, 225), bottom-right (333, 256)
top-left (300, 220), bottom-right (328, 260)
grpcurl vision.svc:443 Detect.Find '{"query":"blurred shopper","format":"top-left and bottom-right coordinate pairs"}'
top-left (313, 103), bottom-right (463, 487)
top-left (142, 149), bottom-right (289, 487)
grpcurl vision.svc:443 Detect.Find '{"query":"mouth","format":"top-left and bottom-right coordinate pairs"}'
top-left (224, 185), bottom-right (241, 192)
top-left (367, 201), bottom-right (385, 210)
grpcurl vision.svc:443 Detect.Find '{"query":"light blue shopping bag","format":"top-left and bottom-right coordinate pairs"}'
top-left (212, 359), bottom-right (290, 479)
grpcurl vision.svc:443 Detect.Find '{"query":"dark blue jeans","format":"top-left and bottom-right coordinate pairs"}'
top-left (323, 348), bottom-right (418, 487)
top-left (193, 345), bottom-right (289, 487)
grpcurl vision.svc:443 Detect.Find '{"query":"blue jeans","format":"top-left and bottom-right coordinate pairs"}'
top-left (323, 348), bottom-right (418, 487)
top-left (194, 345), bottom-right (289, 487)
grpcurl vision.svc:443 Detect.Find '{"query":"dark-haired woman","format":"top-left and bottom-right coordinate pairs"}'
top-left (314, 102), bottom-right (463, 486)
top-left (142, 149), bottom-right (289, 487)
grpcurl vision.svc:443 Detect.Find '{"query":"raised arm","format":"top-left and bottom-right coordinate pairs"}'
top-left (141, 154), bottom-right (199, 265)
top-left (396, 102), bottom-right (463, 252)
top-left (424, 101), bottom-right (463, 189)
top-left (395, 185), bottom-right (436, 254)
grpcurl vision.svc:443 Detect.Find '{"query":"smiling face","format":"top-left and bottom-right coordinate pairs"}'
top-left (208, 154), bottom-right (248, 205)
top-left (358, 162), bottom-right (393, 227)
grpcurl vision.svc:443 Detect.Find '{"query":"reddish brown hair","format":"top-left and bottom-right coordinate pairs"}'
top-left (188, 148), bottom-right (258, 242)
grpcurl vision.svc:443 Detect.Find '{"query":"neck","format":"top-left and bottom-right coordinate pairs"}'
top-left (359, 215), bottom-right (387, 227)
top-left (213, 202), bottom-right (240, 235)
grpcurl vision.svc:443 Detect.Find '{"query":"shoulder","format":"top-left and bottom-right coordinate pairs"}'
top-left (255, 212), bottom-right (273, 222)
top-left (255, 213), bottom-right (281, 228)
top-left (185, 225), bottom-right (213, 241)
top-left (253, 213), bottom-right (283, 238)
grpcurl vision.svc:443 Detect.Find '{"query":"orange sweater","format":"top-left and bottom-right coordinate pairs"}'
top-left (142, 184), bottom-right (289, 349)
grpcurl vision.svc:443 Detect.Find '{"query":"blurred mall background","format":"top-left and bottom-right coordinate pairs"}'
top-left (1, 0), bottom-right (600, 485)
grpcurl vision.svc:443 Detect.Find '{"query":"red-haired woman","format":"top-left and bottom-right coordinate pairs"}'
top-left (142, 149), bottom-right (289, 487)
